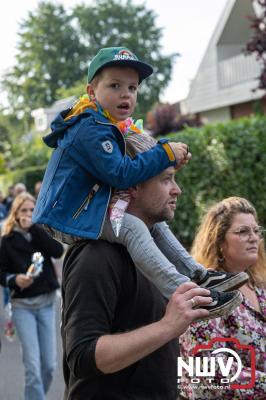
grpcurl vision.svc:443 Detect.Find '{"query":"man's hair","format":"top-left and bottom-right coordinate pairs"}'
top-left (126, 133), bottom-right (157, 158)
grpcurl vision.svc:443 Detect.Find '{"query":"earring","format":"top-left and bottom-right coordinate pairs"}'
top-left (218, 248), bottom-right (225, 265)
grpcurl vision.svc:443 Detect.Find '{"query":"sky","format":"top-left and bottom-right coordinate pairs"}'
top-left (0, 0), bottom-right (228, 103)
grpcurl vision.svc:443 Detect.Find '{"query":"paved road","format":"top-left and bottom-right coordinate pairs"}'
top-left (0, 292), bottom-right (65, 400)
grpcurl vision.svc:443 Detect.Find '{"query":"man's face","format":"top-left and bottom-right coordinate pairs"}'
top-left (130, 167), bottom-right (182, 227)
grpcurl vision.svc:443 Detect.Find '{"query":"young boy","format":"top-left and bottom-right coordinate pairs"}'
top-left (33, 47), bottom-right (247, 318)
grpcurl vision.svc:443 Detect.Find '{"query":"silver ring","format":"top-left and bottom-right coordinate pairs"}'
top-left (190, 298), bottom-right (196, 307)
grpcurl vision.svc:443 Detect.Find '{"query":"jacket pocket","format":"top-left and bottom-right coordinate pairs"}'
top-left (72, 184), bottom-right (100, 219)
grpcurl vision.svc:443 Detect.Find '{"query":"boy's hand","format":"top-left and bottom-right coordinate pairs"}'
top-left (168, 142), bottom-right (191, 169)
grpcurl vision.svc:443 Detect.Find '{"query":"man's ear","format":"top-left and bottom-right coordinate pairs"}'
top-left (128, 186), bottom-right (139, 199)
top-left (86, 84), bottom-right (96, 100)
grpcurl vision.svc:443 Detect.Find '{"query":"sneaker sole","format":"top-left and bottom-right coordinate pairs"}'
top-left (195, 290), bottom-right (243, 322)
top-left (205, 271), bottom-right (248, 292)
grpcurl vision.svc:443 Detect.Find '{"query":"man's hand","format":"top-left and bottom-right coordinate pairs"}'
top-left (168, 142), bottom-right (191, 170)
top-left (95, 282), bottom-right (212, 374)
top-left (15, 274), bottom-right (34, 289)
top-left (161, 282), bottom-right (212, 339)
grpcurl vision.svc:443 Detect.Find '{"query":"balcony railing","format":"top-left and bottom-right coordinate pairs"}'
top-left (218, 53), bottom-right (261, 87)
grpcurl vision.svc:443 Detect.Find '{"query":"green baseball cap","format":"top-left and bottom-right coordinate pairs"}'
top-left (87, 47), bottom-right (153, 83)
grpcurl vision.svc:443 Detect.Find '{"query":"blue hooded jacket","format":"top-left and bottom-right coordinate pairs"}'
top-left (32, 107), bottom-right (177, 240)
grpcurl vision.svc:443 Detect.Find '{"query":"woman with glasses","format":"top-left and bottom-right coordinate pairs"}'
top-left (179, 196), bottom-right (266, 399)
top-left (0, 192), bottom-right (64, 400)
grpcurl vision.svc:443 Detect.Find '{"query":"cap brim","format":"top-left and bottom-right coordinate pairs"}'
top-left (97, 59), bottom-right (153, 83)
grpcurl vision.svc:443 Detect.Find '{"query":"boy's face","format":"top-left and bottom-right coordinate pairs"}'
top-left (87, 66), bottom-right (139, 121)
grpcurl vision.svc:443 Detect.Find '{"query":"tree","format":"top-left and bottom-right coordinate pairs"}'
top-left (146, 103), bottom-right (201, 137)
top-left (2, 0), bottom-right (176, 119)
top-left (245, 0), bottom-right (266, 91)
top-left (2, 2), bottom-right (87, 116)
top-left (0, 112), bottom-right (25, 172)
top-left (72, 0), bottom-right (177, 117)
top-left (0, 110), bottom-right (51, 174)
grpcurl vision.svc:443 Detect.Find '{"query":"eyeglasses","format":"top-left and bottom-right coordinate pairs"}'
top-left (228, 225), bottom-right (265, 241)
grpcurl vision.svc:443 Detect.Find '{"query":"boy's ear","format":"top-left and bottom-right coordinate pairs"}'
top-left (86, 84), bottom-right (96, 100)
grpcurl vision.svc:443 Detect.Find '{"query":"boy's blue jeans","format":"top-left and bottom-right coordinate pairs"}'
top-left (12, 301), bottom-right (57, 400)
top-left (101, 213), bottom-right (207, 299)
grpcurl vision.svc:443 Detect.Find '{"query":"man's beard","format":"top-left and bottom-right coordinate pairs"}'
top-left (146, 208), bottom-right (174, 226)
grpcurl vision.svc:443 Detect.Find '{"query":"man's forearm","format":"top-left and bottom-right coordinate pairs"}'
top-left (95, 319), bottom-right (175, 374)
top-left (95, 282), bottom-right (212, 374)
top-left (95, 282), bottom-right (211, 374)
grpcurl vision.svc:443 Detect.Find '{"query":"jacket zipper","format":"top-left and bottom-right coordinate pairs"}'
top-left (95, 120), bottom-right (126, 238)
top-left (72, 184), bottom-right (100, 219)
top-left (98, 187), bottom-right (112, 238)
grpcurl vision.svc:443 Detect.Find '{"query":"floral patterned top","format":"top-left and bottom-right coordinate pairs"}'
top-left (179, 287), bottom-right (266, 399)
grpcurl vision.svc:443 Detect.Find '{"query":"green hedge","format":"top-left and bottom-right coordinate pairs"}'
top-left (167, 116), bottom-right (266, 248)
top-left (1, 116), bottom-right (265, 248)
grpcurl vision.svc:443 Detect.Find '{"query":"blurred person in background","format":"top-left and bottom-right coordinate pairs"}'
top-left (14, 182), bottom-right (27, 197)
top-left (34, 181), bottom-right (42, 199)
top-left (0, 192), bottom-right (64, 400)
top-left (0, 189), bottom-right (7, 227)
top-left (3, 185), bottom-right (15, 213)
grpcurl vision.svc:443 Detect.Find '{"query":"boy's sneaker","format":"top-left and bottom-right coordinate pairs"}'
top-left (194, 289), bottom-right (243, 321)
top-left (196, 270), bottom-right (248, 292)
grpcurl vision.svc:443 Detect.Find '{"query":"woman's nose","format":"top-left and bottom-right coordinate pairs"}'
top-left (26, 209), bottom-right (33, 216)
top-left (249, 230), bottom-right (260, 241)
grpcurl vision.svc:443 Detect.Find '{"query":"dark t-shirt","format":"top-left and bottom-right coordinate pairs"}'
top-left (61, 240), bottom-right (178, 400)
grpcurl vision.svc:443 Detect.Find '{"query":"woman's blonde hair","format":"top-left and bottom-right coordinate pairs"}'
top-left (2, 192), bottom-right (36, 236)
top-left (191, 196), bottom-right (266, 288)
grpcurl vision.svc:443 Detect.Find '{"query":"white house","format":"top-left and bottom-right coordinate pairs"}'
top-left (181, 0), bottom-right (265, 124)
top-left (31, 96), bottom-right (76, 132)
